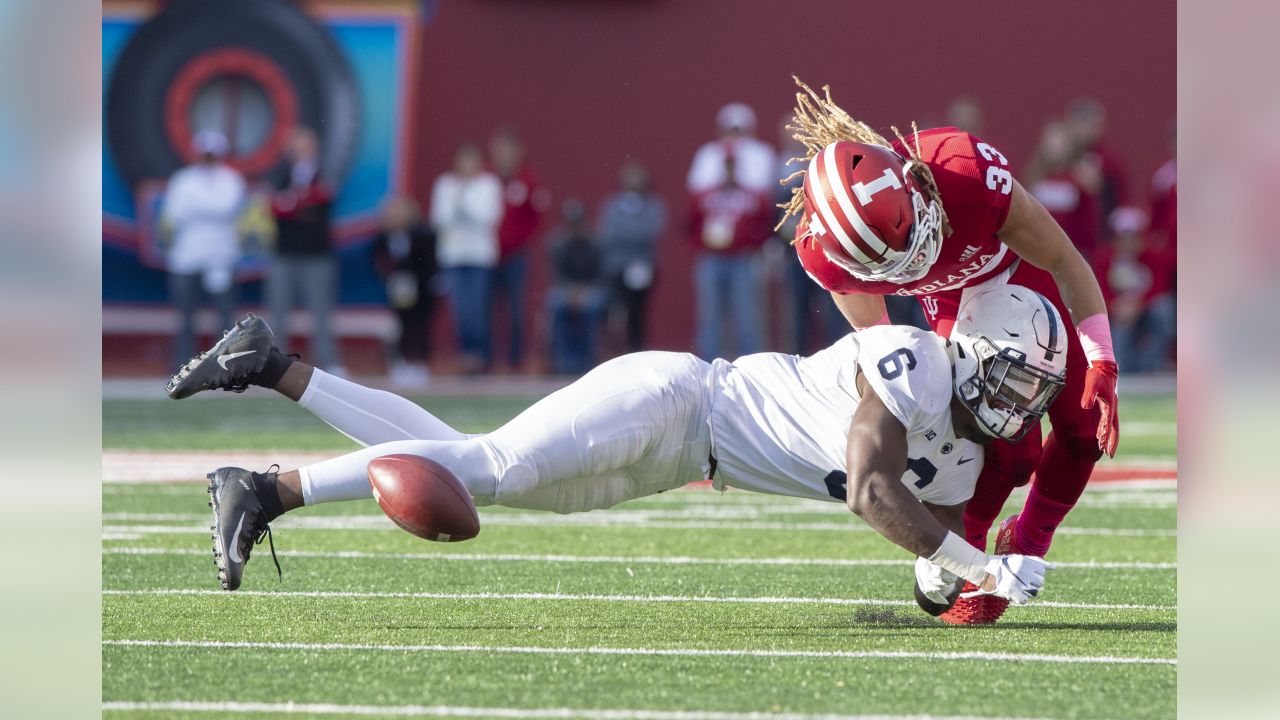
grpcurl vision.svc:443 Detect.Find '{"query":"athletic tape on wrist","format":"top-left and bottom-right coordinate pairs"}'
top-left (927, 531), bottom-right (990, 586)
top-left (1076, 313), bottom-right (1116, 364)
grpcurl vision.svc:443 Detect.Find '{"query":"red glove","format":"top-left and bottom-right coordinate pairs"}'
top-left (1080, 360), bottom-right (1119, 458)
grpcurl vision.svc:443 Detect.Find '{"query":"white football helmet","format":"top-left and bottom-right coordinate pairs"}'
top-left (947, 285), bottom-right (1068, 441)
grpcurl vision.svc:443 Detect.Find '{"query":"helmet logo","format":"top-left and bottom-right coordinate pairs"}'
top-left (851, 168), bottom-right (903, 206)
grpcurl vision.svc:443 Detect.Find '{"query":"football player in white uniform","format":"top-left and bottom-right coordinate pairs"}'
top-left (169, 286), bottom-right (1067, 615)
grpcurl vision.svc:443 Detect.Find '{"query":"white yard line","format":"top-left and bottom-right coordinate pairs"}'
top-left (100, 515), bottom-right (1178, 537)
top-left (103, 546), bottom-right (1177, 571)
top-left (102, 587), bottom-right (1176, 612)
top-left (102, 451), bottom-right (337, 484)
top-left (102, 638), bottom-right (1176, 666)
top-left (1122, 422), bottom-right (1177, 436)
top-left (101, 700), bottom-right (1048, 720)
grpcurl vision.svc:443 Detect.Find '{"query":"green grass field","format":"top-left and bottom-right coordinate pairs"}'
top-left (102, 389), bottom-right (1176, 720)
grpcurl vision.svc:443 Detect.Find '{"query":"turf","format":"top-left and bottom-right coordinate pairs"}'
top-left (101, 391), bottom-right (1176, 462)
top-left (102, 390), bottom-right (1176, 720)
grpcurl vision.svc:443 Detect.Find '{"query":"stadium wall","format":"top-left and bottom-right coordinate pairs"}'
top-left (410, 0), bottom-right (1175, 353)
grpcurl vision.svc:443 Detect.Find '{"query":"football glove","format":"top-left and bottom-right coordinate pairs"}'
top-left (1081, 360), bottom-right (1120, 458)
top-left (914, 557), bottom-right (961, 606)
top-left (961, 554), bottom-right (1053, 606)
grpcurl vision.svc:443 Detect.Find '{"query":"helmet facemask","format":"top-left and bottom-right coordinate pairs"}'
top-left (955, 337), bottom-right (1065, 441)
top-left (891, 184), bottom-right (945, 282)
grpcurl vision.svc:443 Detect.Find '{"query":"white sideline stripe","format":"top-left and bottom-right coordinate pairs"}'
top-left (1124, 421), bottom-right (1177, 435)
top-left (102, 546), bottom-right (1177, 570)
top-left (101, 700), bottom-right (1047, 720)
top-left (101, 516), bottom-right (1178, 538)
top-left (102, 588), bottom-right (1176, 612)
top-left (102, 638), bottom-right (1176, 666)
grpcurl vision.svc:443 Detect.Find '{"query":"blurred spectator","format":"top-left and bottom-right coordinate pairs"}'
top-left (774, 115), bottom-right (846, 354)
top-left (489, 127), bottom-right (551, 371)
top-left (945, 94), bottom-right (985, 135)
top-left (1148, 120), bottom-right (1177, 286)
top-left (1025, 120), bottom-right (1103, 262)
top-left (372, 195), bottom-right (437, 389)
top-left (689, 153), bottom-right (773, 360)
top-left (687, 102), bottom-right (777, 193)
top-left (267, 126), bottom-right (341, 373)
top-left (431, 142), bottom-right (503, 373)
top-left (161, 130), bottom-right (246, 366)
top-left (1065, 97), bottom-right (1129, 225)
top-left (1096, 207), bottom-right (1176, 373)
top-left (596, 161), bottom-right (665, 352)
top-left (545, 199), bottom-right (607, 374)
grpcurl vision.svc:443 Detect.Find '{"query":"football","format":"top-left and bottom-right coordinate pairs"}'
top-left (366, 454), bottom-right (480, 542)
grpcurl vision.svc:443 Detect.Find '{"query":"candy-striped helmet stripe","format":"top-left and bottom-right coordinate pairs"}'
top-left (806, 146), bottom-right (885, 265)
top-left (820, 143), bottom-right (893, 262)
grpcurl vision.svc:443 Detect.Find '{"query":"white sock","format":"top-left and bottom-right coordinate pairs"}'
top-left (297, 438), bottom-right (499, 507)
top-left (298, 369), bottom-right (466, 447)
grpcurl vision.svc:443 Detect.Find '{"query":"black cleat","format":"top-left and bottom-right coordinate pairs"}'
top-left (208, 466), bottom-right (282, 591)
top-left (166, 314), bottom-right (275, 399)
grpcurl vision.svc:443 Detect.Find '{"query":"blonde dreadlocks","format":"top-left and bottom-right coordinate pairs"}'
top-left (777, 77), bottom-right (951, 239)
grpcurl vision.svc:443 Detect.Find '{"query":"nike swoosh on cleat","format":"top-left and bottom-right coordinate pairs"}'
top-left (217, 350), bottom-right (257, 370)
top-left (227, 513), bottom-right (247, 564)
top-left (957, 457), bottom-right (975, 465)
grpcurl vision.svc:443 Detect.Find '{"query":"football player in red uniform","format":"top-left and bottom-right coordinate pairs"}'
top-left (780, 80), bottom-right (1120, 624)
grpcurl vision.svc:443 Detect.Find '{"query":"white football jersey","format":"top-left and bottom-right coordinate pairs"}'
top-left (708, 326), bottom-right (983, 507)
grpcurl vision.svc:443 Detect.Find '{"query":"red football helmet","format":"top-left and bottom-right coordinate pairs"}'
top-left (800, 140), bottom-right (944, 284)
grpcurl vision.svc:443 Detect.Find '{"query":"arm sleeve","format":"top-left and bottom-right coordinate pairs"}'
top-left (428, 177), bottom-right (450, 230)
top-left (160, 176), bottom-right (186, 225)
top-left (472, 176), bottom-right (505, 227)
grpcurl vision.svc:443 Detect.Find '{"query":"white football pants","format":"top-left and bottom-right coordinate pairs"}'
top-left (295, 352), bottom-right (716, 514)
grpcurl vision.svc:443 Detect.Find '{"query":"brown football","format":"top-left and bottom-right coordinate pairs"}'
top-left (366, 454), bottom-right (480, 542)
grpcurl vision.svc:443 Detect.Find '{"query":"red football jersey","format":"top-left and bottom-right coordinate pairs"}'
top-left (796, 127), bottom-right (1017, 296)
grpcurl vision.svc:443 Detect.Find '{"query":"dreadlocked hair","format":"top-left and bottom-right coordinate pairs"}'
top-left (777, 76), bottom-right (951, 239)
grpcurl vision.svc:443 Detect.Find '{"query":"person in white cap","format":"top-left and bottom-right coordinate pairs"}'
top-left (160, 129), bottom-right (247, 367)
top-left (686, 102), bottom-right (777, 194)
top-left (685, 103), bottom-right (778, 361)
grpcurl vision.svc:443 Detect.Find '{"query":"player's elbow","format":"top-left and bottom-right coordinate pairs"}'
top-left (845, 477), bottom-right (879, 519)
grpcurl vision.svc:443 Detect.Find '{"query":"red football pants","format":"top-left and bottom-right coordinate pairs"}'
top-left (917, 261), bottom-right (1103, 554)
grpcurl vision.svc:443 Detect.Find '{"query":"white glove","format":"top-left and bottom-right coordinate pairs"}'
top-left (914, 557), bottom-right (961, 605)
top-left (961, 554), bottom-right (1054, 605)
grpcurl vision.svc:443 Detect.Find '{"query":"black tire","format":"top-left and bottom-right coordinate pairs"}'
top-left (105, 0), bottom-right (360, 185)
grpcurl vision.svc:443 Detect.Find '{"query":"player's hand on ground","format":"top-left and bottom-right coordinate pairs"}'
top-left (914, 557), bottom-right (961, 605)
top-left (1081, 360), bottom-right (1120, 458)
top-left (963, 554), bottom-right (1053, 606)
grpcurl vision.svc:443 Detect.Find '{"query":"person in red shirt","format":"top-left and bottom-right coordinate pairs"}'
top-left (688, 153), bottom-right (774, 359)
top-left (267, 126), bottom-right (340, 374)
top-left (1065, 97), bottom-right (1129, 230)
top-left (1024, 121), bottom-right (1103, 266)
top-left (1148, 122), bottom-right (1177, 285)
top-left (488, 127), bottom-right (551, 371)
top-left (782, 80), bottom-right (1119, 624)
top-left (1096, 208), bottom-right (1176, 373)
